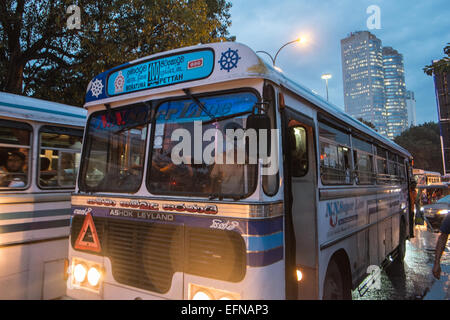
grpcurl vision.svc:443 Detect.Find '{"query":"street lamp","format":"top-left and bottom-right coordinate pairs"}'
top-left (321, 73), bottom-right (332, 101)
top-left (256, 37), bottom-right (307, 67)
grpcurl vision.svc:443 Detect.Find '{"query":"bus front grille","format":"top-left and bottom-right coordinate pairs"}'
top-left (70, 215), bottom-right (246, 294)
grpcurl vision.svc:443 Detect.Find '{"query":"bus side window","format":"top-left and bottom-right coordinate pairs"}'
top-left (376, 146), bottom-right (388, 184)
top-left (0, 120), bottom-right (32, 190)
top-left (351, 136), bottom-right (374, 185)
top-left (319, 121), bottom-right (351, 185)
top-left (387, 151), bottom-right (398, 184)
top-left (397, 156), bottom-right (406, 183)
top-left (38, 126), bottom-right (83, 188)
top-left (289, 126), bottom-right (308, 177)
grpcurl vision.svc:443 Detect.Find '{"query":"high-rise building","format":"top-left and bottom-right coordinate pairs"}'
top-left (433, 66), bottom-right (450, 174)
top-left (341, 31), bottom-right (387, 136)
top-left (405, 90), bottom-right (417, 127)
top-left (383, 47), bottom-right (408, 139)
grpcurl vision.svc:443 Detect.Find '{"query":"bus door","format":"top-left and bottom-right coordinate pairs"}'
top-left (282, 108), bottom-right (318, 300)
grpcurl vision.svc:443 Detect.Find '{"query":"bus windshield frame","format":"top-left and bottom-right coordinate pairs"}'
top-left (78, 88), bottom-right (262, 199)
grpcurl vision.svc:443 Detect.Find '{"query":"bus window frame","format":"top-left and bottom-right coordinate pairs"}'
top-left (78, 102), bottom-right (150, 194)
top-left (37, 125), bottom-right (84, 190)
top-left (262, 83), bottom-right (280, 197)
top-left (145, 87), bottom-right (262, 199)
top-left (0, 119), bottom-right (33, 192)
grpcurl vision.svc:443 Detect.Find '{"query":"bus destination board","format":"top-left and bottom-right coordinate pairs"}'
top-left (107, 49), bottom-right (214, 96)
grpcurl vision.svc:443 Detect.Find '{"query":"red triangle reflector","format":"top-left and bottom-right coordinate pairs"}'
top-left (74, 213), bottom-right (101, 253)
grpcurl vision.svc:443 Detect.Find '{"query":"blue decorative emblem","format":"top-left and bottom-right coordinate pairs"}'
top-left (218, 48), bottom-right (241, 72)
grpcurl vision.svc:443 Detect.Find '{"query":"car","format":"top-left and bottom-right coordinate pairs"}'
top-left (421, 195), bottom-right (450, 232)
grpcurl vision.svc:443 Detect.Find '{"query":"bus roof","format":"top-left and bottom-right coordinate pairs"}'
top-left (84, 41), bottom-right (411, 157)
top-left (0, 91), bottom-right (86, 127)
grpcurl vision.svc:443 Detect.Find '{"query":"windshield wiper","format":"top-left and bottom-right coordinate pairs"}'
top-left (202, 110), bottom-right (253, 126)
top-left (182, 88), bottom-right (217, 122)
top-left (182, 88), bottom-right (256, 126)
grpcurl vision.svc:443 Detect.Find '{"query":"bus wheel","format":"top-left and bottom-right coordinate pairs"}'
top-left (395, 220), bottom-right (406, 263)
top-left (323, 259), bottom-right (349, 300)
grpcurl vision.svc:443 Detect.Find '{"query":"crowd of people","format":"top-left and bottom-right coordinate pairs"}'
top-left (419, 188), bottom-right (444, 205)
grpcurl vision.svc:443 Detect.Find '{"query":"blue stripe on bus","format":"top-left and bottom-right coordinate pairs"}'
top-left (247, 216), bottom-right (283, 235)
top-left (0, 208), bottom-right (70, 220)
top-left (247, 246), bottom-right (284, 267)
top-left (0, 219), bottom-right (70, 234)
top-left (244, 232), bottom-right (283, 252)
top-left (0, 101), bottom-right (85, 119)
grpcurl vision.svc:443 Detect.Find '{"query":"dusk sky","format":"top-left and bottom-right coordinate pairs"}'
top-left (229, 0), bottom-right (450, 125)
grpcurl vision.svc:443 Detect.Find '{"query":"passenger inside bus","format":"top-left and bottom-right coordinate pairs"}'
top-left (0, 150), bottom-right (27, 187)
top-left (60, 153), bottom-right (76, 186)
top-left (39, 157), bottom-right (57, 186)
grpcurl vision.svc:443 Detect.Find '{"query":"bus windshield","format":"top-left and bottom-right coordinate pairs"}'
top-left (148, 91), bottom-right (258, 199)
top-left (79, 91), bottom-right (259, 198)
top-left (79, 103), bottom-right (150, 193)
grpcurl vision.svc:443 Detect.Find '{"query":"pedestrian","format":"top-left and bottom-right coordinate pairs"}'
top-left (432, 213), bottom-right (450, 279)
top-left (421, 190), bottom-right (428, 205)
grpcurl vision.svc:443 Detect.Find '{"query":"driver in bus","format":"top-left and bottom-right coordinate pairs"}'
top-left (0, 151), bottom-right (27, 187)
top-left (210, 122), bottom-right (245, 195)
top-left (151, 133), bottom-right (193, 188)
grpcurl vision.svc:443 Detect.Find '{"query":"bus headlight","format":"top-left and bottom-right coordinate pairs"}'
top-left (437, 210), bottom-right (448, 215)
top-left (70, 258), bottom-right (103, 292)
top-left (192, 291), bottom-right (213, 300)
top-left (73, 263), bottom-right (87, 283)
top-left (87, 267), bottom-right (102, 286)
top-left (296, 269), bottom-right (303, 281)
top-left (189, 283), bottom-right (240, 300)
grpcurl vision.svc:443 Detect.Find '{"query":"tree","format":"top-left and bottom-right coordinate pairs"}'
top-left (357, 117), bottom-right (377, 131)
top-left (394, 122), bottom-right (443, 174)
top-left (423, 43), bottom-right (450, 76)
top-left (0, 0), bottom-right (233, 106)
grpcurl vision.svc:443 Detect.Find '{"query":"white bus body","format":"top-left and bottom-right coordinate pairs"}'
top-left (0, 92), bottom-right (86, 299)
top-left (67, 42), bottom-right (413, 300)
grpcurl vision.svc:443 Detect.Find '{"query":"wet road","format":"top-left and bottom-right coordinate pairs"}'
top-left (353, 225), bottom-right (450, 300)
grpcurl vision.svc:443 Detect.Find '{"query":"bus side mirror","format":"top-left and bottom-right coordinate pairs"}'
top-left (246, 113), bottom-right (271, 160)
top-left (246, 113), bottom-right (271, 132)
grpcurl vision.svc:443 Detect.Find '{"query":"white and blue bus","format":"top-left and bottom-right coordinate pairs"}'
top-left (0, 92), bottom-right (86, 299)
top-left (67, 42), bottom-right (414, 300)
